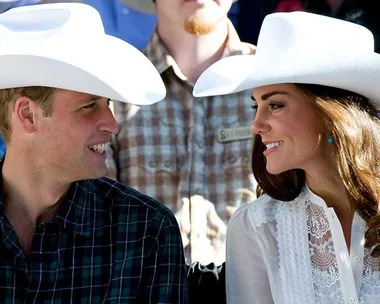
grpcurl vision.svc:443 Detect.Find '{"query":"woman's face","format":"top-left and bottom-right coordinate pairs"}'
top-left (251, 83), bottom-right (333, 175)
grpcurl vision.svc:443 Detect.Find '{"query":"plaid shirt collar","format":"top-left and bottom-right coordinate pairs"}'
top-left (145, 19), bottom-right (256, 78)
top-left (0, 156), bottom-right (100, 237)
top-left (54, 180), bottom-right (95, 236)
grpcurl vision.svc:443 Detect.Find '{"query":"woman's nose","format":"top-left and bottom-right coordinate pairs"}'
top-left (250, 112), bottom-right (270, 135)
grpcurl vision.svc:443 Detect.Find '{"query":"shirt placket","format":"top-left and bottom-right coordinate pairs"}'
top-left (25, 224), bottom-right (46, 303)
top-left (188, 96), bottom-right (206, 263)
top-left (25, 222), bottom-right (61, 303)
top-left (327, 207), bottom-right (358, 304)
top-left (0, 217), bottom-right (30, 301)
top-left (349, 213), bottom-right (365, 293)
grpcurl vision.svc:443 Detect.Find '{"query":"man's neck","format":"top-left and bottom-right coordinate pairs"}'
top-left (1, 150), bottom-right (70, 226)
top-left (157, 18), bottom-right (229, 84)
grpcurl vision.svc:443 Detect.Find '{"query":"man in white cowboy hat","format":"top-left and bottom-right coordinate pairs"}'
top-left (0, 3), bottom-right (188, 303)
top-left (107, 0), bottom-right (257, 266)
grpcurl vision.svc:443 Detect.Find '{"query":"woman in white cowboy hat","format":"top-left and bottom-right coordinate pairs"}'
top-left (194, 11), bottom-right (380, 304)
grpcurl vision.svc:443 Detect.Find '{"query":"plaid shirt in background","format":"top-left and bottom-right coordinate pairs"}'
top-left (0, 177), bottom-right (188, 303)
top-left (107, 22), bottom-right (257, 266)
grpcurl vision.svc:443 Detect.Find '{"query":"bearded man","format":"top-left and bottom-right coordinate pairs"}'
top-left (107, 0), bottom-right (257, 266)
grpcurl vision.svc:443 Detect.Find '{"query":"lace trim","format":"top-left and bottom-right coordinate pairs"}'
top-left (277, 198), bottom-right (315, 303)
top-left (249, 194), bottom-right (280, 229)
top-left (306, 199), bottom-right (344, 303)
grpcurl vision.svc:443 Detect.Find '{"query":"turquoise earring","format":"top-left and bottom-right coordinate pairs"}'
top-left (327, 136), bottom-right (334, 144)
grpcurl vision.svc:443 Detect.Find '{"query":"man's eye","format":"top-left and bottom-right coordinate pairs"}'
top-left (82, 103), bottom-right (96, 109)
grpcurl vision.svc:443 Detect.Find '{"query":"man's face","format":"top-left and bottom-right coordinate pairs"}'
top-left (156, 0), bottom-right (233, 35)
top-left (33, 89), bottom-right (119, 182)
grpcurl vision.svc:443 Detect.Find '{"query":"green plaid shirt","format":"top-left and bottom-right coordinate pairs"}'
top-left (0, 177), bottom-right (188, 303)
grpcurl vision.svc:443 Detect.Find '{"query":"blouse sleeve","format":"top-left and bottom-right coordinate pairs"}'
top-left (226, 205), bottom-right (274, 304)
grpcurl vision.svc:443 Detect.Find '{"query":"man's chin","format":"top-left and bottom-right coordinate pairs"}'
top-left (82, 167), bottom-right (108, 181)
top-left (184, 15), bottom-right (217, 35)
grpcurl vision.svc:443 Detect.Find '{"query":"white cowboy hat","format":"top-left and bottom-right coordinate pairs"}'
top-left (193, 11), bottom-right (380, 109)
top-left (0, 3), bottom-right (166, 105)
top-left (121, 0), bottom-right (238, 15)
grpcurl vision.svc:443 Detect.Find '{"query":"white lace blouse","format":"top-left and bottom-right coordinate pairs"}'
top-left (226, 185), bottom-right (380, 304)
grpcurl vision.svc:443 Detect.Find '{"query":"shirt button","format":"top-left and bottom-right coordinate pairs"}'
top-left (353, 256), bottom-right (361, 263)
top-left (229, 156), bottom-right (237, 163)
top-left (164, 160), bottom-right (172, 168)
top-left (348, 297), bottom-right (355, 304)
top-left (149, 161), bottom-right (157, 168)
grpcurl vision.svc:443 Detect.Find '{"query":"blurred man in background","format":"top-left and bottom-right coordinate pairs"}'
top-left (107, 0), bottom-right (257, 266)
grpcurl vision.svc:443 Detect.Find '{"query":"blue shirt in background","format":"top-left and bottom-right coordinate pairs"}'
top-left (83, 0), bottom-right (156, 49)
top-left (0, 137), bottom-right (5, 156)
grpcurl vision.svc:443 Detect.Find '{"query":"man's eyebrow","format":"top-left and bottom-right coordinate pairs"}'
top-left (77, 94), bottom-right (103, 103)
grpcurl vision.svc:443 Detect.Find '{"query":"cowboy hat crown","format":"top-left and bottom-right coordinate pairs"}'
top-left (193, 11), bottom-right (380, 108)
top-left (0, 3), bottom-right (166, 105)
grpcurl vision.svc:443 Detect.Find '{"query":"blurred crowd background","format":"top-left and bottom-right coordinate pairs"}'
top-left (1, 0), bottom-right (379, 51)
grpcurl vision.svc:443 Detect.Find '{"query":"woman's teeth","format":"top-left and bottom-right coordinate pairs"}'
top-left (265, 141), bottom-right (283, 150)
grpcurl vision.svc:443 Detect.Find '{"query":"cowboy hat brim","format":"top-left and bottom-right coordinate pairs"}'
top-left (0, 34), bottom-right (166, 105)
top-left (193, 52), bottom-right (380, 108)
top-left (121, 0), bottom-right (238, 15)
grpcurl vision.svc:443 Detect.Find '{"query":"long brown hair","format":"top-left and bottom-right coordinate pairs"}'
top-left (252, 84), bottom-right (380, 257)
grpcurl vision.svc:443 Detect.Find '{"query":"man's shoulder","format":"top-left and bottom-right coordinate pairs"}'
top-left (226, 19), bottom-right (256, 56)
top-left (228, 41), bottom-right (256, 57)
top-left (240, 42), bottom-right (256, 55)
top-left (91, 177), bottom-right (177, 223)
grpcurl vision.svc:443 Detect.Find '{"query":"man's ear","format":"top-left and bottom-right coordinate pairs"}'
top-left (13, 96), bottom-right (39, 134)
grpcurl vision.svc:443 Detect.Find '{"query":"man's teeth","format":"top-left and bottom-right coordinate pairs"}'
top-left (265, 141), bottom-right (283, 150)
top-left (90, 143), bottom-right (106, 153)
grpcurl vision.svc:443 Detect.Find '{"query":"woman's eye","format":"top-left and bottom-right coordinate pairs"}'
top-left (269, 103), bottom-right (284, 110)
top-left (251, 104), bottom-right (258, 110)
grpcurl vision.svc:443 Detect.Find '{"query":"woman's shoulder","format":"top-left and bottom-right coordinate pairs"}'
top-left (229, 194), bottom-right (296, 230)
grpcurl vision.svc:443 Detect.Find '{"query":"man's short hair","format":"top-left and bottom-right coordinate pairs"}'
top-left (0, 86), bottom-right (56, 142)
